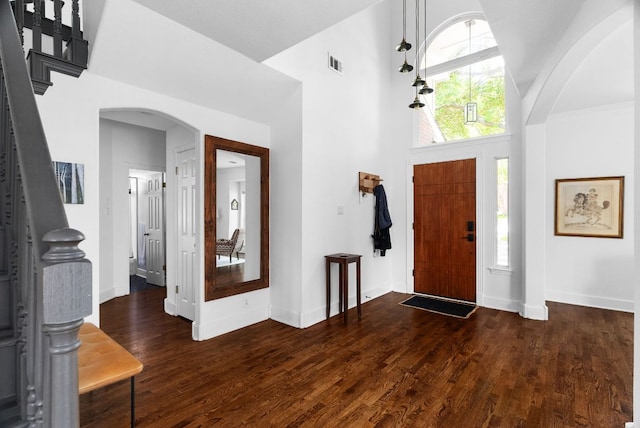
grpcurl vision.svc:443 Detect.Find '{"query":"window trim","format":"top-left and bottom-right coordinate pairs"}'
top-left (419, 14), bottom-right (507, 144)
top-left (424, 46), bottom-right (501, 78)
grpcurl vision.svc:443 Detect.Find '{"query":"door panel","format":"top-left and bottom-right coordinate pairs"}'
top-left (414, 159), bottom-right (476, 302)
top-left (146, 172), bottom-right (165, 286)
top-left (177, 148), bottom-right (196, 321)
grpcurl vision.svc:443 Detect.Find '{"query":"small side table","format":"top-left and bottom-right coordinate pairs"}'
top-left (325, 253), bottom-right (362, 323)
top-left (78, 323), bottom-right (143, 428)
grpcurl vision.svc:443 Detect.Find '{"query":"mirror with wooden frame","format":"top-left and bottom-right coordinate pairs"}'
top-left (205, 135), bottom-right (269, 301)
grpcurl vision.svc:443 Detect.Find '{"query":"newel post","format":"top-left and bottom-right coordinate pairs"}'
top-left (41, 228), bottom-right (92, 428)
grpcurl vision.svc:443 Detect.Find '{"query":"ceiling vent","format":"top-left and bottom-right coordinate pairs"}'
top-left (328, 53), bottom-right (343, 75)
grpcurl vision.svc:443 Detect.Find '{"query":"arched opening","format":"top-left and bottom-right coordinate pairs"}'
top-left (98, 108), bottom-right (199, 323)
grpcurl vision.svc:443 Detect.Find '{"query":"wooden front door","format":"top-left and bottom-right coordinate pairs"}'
top-left (414, 159), bottom-right (476, 302)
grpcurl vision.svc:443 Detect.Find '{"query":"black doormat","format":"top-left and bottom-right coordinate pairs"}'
top-left (400, 295), bottom-right (477, 319)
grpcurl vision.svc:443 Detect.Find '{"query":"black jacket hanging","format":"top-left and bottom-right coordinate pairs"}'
top-left (372, 184), bottom-right (392, 256)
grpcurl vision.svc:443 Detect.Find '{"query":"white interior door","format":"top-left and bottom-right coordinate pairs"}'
top-left (177, 148), bottom-right (196, 320)
top-left (146, 172), bottom-right (165, 286)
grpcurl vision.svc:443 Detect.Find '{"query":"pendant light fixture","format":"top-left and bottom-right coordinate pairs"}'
top-left (410, 0), bottom-right (425, 89)
top-left (408, 0), bottom-right (424, 109)
top-left (464, 19), bottom-right (477, 123)
top-left (397, 0), bottom-right (413, 73)
top-left (419, 0), bottom-right (433, 95)
top-left (396, 0), bottom-right (412, 52)
top-left (397, 0), bottom-right (432, 108)
top-left (409, 95), bottom-right (425, 109)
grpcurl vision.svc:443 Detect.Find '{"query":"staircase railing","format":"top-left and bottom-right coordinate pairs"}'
top-left (0, 0), bottom-right (91, 426)
top-left (11, 0), bottom-right (88, 94)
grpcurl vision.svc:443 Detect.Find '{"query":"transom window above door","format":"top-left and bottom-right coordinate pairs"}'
top-left (417, 17), bottom-right (506, 144)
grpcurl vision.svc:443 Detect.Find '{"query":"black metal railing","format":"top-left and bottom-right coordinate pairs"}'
top-left (11, 0), bottom-right (88, 94)
top-left (0, 0), bottom-right (91, 426)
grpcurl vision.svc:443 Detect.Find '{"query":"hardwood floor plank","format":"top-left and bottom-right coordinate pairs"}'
top-left (80, 289), bottom-right (632, 427)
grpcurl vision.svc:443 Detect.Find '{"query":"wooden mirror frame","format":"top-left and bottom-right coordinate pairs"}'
top-left (204, 135), bottom-right (269, 301)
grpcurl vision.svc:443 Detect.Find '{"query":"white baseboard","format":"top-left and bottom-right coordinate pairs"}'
top-left (546, 289), bottom-right (633, 313)
top-left (193, 306), bottom-right (269, 341)
top-left (520, 302), bottom-right (549, 320)
top-left (164, 298), bottom-right (177, 316)
top-left (270, 305), bottom-right (302, 328)
top-left (481, 295), bottom-right (520, 313)
top-left (99, 287), bottom-right (127, 304)
top-left (301, 288), bottom-right (391, 328)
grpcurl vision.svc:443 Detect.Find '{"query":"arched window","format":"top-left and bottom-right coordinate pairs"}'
top-left (418, 17), bottom-right (505, 144)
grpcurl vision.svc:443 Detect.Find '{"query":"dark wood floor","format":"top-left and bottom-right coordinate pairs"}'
top-left (80, 288), bottom-right (633, 427)
top-left (215, 263), bottom-right (246, 287)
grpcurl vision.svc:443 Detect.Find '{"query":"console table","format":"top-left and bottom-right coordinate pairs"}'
top-left (325, 253), bottom-right (362, 323)
top-left (78, 322), bottom-right (143, 427)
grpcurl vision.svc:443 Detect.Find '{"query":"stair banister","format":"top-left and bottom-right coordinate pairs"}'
top-left (32, 0), bottom-right (42, 52)
top-left (0, 0), bottom-right (92, 426)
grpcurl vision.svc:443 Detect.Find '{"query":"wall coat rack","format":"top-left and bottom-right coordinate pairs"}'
top-left (359, 172), bottom-right (383, 197)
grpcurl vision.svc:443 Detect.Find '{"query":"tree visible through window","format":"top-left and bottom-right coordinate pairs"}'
top-left (419, 18), bottom-right (505, 143)
top-left (496, 158), bottom-right (509, 266)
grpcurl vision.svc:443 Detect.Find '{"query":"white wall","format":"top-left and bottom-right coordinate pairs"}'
top-left (388, 0), bottom-right (525, 313)
top-left (266, 1), bottom-right (397, 327)
top-left (268, 86), bottom-right (304, 327)
top-left (521, 2), bottom-right (635, 317)
top-left (544, 104), bottom-right (634, 311)
top-left (37, 71), bottom-right (280, 335)
top-left (37, 0), bottom-right (634, 343)
top-left (98, 119), bottom-right (166, 303)
top-left (216, 166), bottom-right (245, 240)
top-left (634, 0), bottom-right (639, 422)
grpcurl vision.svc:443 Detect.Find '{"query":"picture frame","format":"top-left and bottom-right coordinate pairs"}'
top-left (53, 161), bottom-right (85, 204)
top-left (554, 176), bottom-right (624, 238)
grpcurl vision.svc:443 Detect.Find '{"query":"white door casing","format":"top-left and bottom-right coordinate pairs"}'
top-left (145, 172), bottom-right (165, 286)
top-left (177, 148), bottom-right (196, 321)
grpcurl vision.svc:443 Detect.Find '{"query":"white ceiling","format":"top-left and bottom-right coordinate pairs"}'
top-left (101, 110), bottom-right (182, 131)
top-left (95, 0), bottom-right (633, 128)
top-left (128, 0), bottom-right (384, 62)
top-left (478, 0), bottom-right (585, 96)
top-left (474, 0), bottom-right (633, 113)
top-left (552, 19), bottom-right (633, 114)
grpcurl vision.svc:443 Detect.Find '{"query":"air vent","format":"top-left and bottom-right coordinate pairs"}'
top-left (328, 53), bottom-right (343, 75)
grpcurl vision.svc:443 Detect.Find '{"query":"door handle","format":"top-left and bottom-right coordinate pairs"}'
top-left (143, 233), bottom-right (150, 236)
top-left (463, 233), bottom-right (474, 242)
top-left (467, 221), bottom-right (475, 232)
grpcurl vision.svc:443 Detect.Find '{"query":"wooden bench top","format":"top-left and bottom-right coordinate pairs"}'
top-left (78, 323), bottom-right (143, 394)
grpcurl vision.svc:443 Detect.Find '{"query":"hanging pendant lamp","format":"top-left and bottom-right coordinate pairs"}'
top-left (464, 20), bottom-right (477, 123)
top-left (409, 94), bottom-right (425, 109)
top-left (410, 0), bottom-right (425, 92)
top-left (395, 0), bottom-right (412, 52)
top-left (419, 0), bottom-right (433, 95)
top-left (398, 60), bottom-right (414, 73)
top-left (412, 75), bottom-right (426, 87)
top-left (397, 0), bottom-right (413, 72)
top-left (419, 83), bottom-right (434, 95)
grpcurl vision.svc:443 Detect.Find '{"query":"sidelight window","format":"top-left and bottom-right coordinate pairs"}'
top-left (495, 158), bottom-right (509, 267)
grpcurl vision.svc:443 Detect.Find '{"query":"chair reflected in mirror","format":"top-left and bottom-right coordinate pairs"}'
top-left (216, 228), bottom-right (239, 263)
top-left (233, 228), bottom-right (245, 260)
